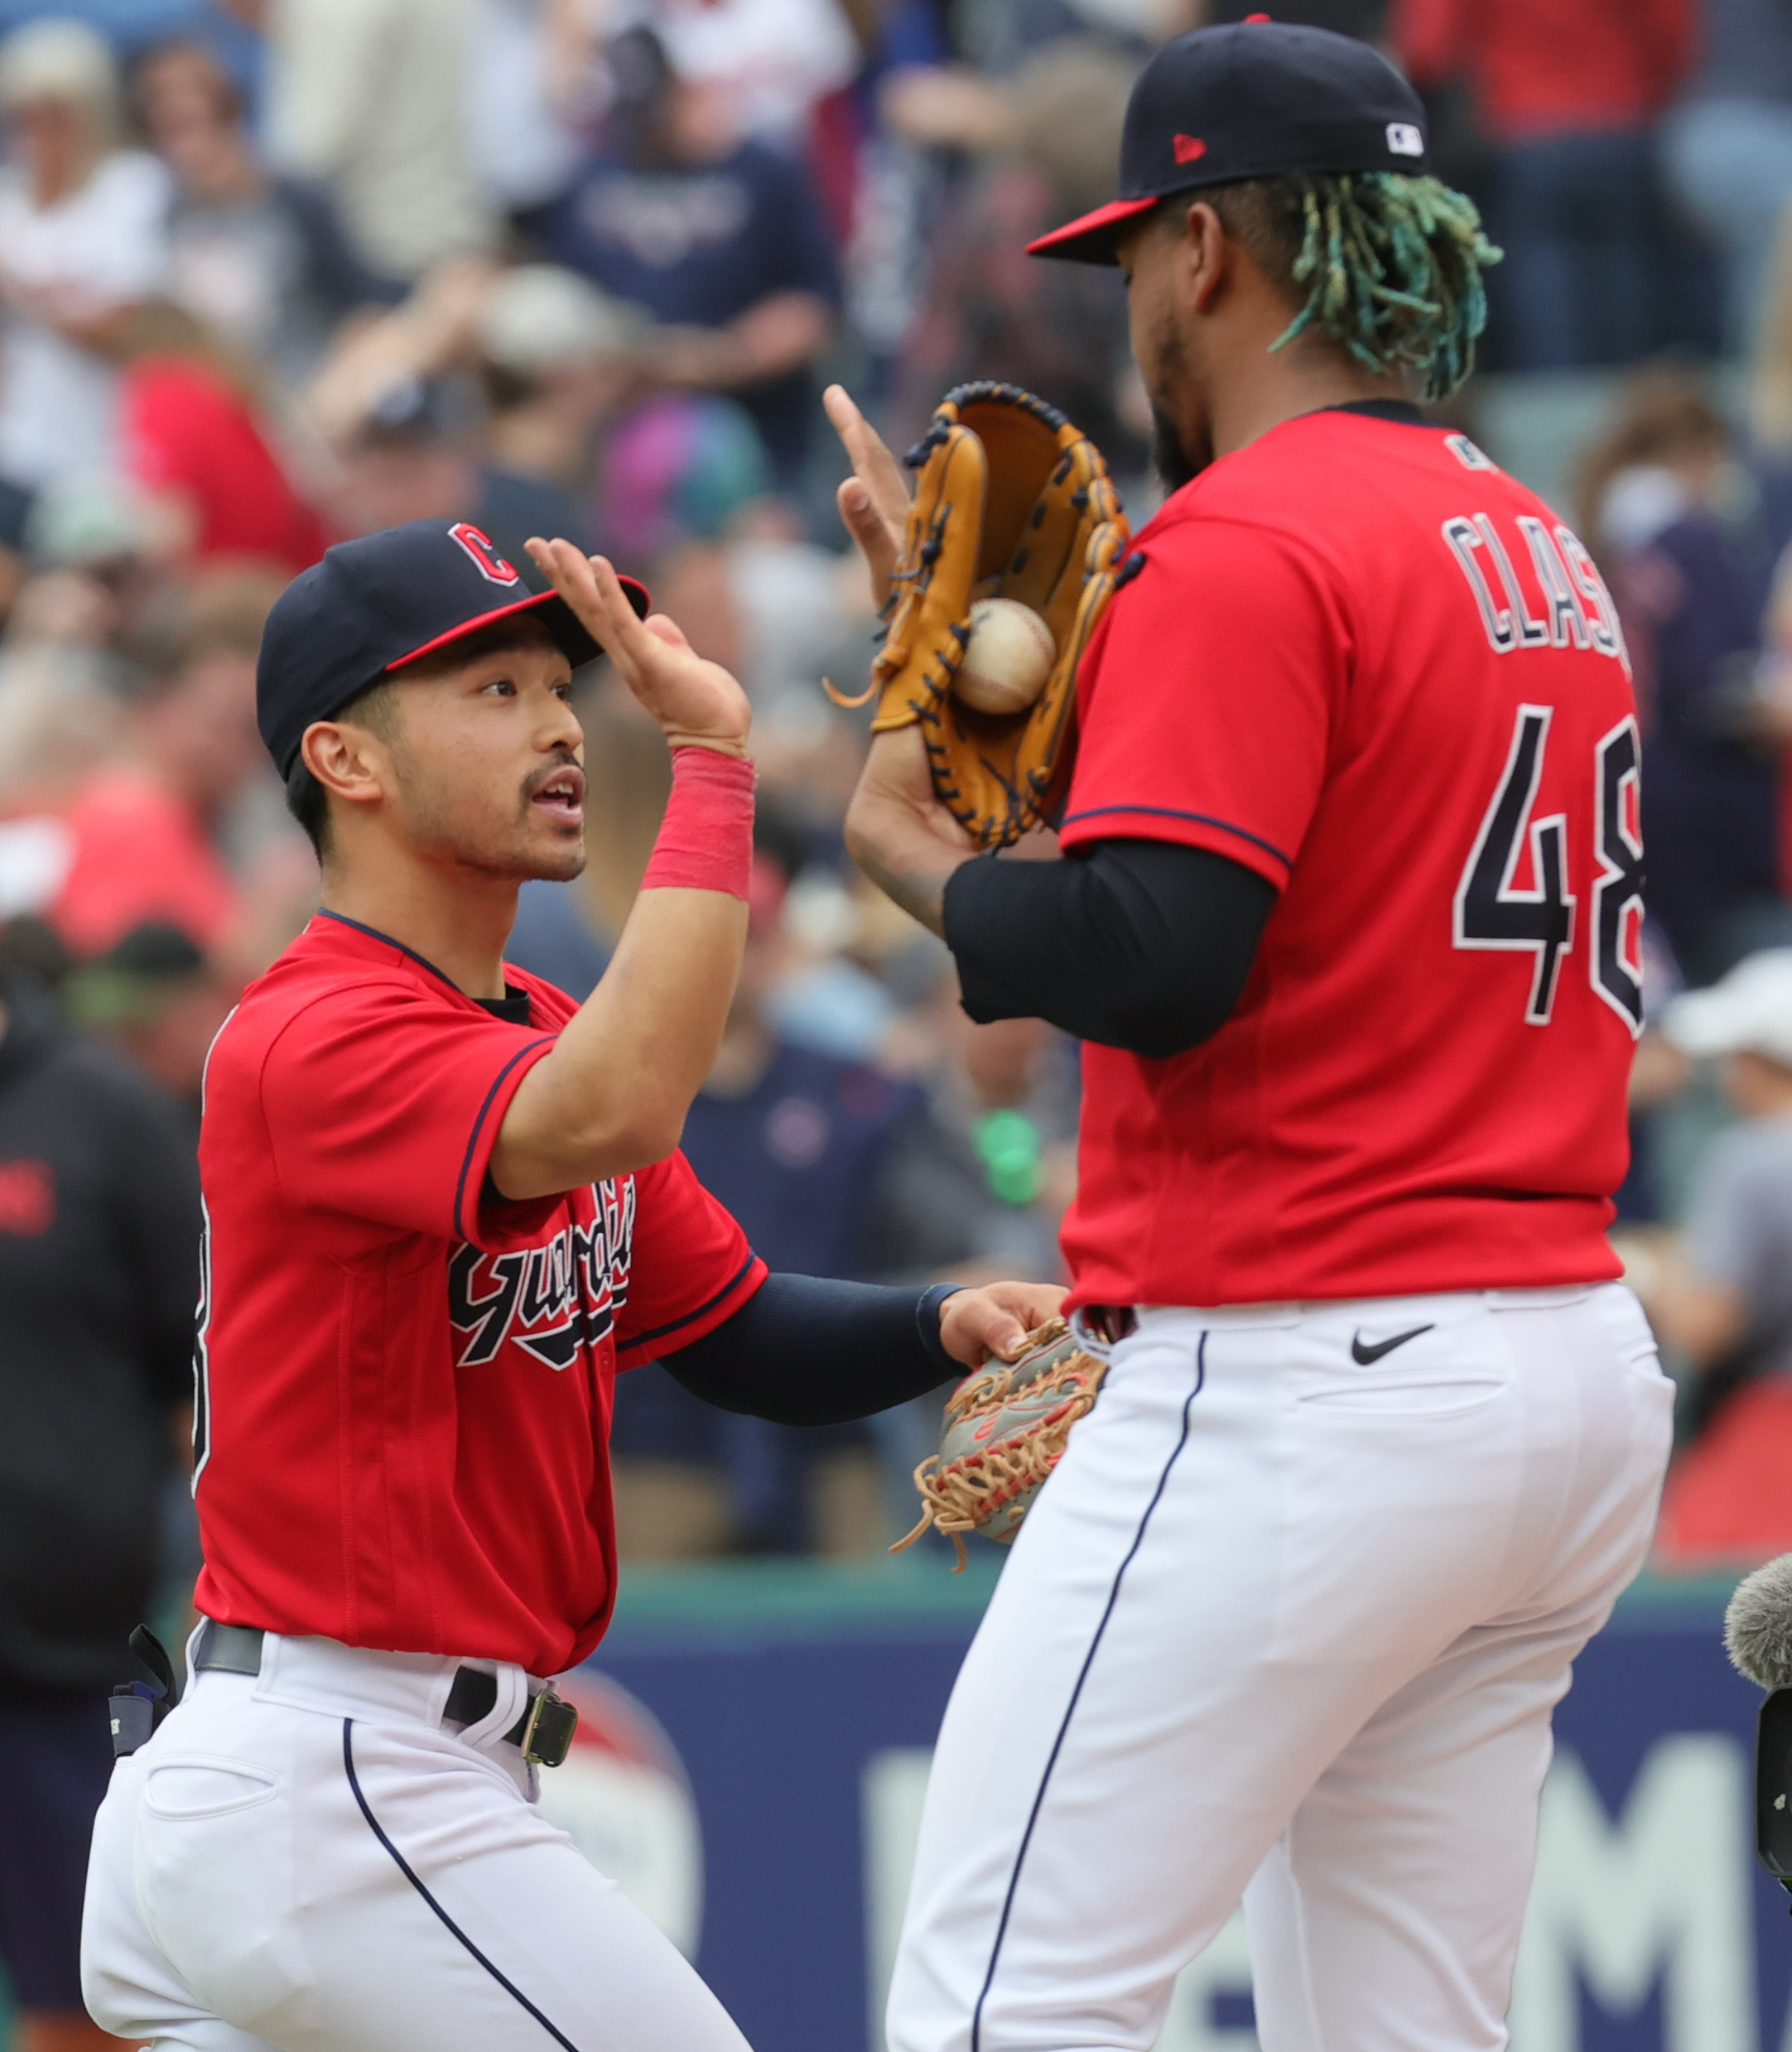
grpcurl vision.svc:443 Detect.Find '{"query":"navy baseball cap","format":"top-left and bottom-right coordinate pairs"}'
top-left (1028, 18), bottom-right (1428, 265)
top-left (257, 518), bottom-right (649, 778)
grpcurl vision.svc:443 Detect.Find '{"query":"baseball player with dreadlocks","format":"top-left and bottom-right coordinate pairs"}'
top-left (830, 22), bottom-right (1674, 2052)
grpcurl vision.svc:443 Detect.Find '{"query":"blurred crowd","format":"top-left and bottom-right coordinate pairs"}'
top-left (0, 0), bottom-right (1790, 1940)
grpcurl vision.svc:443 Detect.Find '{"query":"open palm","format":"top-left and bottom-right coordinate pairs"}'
top-left (526, 538), bottom-right (752, 748)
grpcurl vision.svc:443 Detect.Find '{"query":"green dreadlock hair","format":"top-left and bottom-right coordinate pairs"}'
top-left (1212, 172), bottom-right (1501, 403)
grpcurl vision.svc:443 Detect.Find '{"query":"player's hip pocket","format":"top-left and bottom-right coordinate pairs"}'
top-left (133, 1752), bottom-right (320, 2038)
top-left (143, 1757), bottom-right (279, 1819)
top-left (1265, 1318), bottom-right (1523, 1666)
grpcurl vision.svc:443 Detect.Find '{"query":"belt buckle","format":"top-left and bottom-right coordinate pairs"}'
top-left (519, 1686), bottom-right (578, 1769)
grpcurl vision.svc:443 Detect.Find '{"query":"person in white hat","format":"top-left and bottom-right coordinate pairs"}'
top-left (1650, 948), bottom-right (1792, 1562)
top-left (0, 18), bottom-right (170, 494)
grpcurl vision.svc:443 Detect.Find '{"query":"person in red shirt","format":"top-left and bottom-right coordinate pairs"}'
top-left (831, 24), bottom-right (1674, 2052)
top-left (1391, 0), bottom-right (1696, 368)
top-left (49, 572), bottom-right (277, 965)
top-left (80, 515), bottom-right (1057, 2050)
top-left (116, 301), bottom-right (330, 574)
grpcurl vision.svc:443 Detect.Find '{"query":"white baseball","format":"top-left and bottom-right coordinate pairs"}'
top-left (954, 599), bottom-right (1055, 716)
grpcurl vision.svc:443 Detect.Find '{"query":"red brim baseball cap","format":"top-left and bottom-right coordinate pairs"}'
top-left (257, 519), bottom-right (649, 779)
top-left (1028, 17), bottom-right (1429, 266)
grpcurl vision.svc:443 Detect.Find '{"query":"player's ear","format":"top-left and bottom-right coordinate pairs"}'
top-left (301, 719), bottom-right (391, 811)
top-left (1181, 200), bottom-right (1231, 316)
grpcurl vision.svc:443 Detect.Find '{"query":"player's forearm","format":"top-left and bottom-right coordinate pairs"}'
top-left (493, 888), bottom-right (749, 1195)
top-left (843, 820), bottom-right (964, 938)
top-left (842, 754), bottom-right (978, 940)
top-left (942, 838), bottom-right (1275, 1055)
top-left (660, 1274), bottom-right (961, 1423)
top-left (493, 748), bottom-right (754, 1196)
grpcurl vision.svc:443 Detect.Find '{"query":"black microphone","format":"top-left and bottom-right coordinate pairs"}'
top-left (1726, 1554), bottom-right (1792, 1902)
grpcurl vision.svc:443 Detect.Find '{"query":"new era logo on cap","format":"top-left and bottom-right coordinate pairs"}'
top-left (1027, 19), bottom-right (1431, 264)
top-left (256, 518), bottom-right (649, 779)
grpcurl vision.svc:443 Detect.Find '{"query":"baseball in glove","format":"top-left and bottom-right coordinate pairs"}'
top-left (831, 382), bottom-right (1130, 850)
top-left (893, 1316), bottom-right (1107, 1570)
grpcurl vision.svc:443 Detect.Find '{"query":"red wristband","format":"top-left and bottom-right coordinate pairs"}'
top-left (639, 745), bottom-right (756, 899)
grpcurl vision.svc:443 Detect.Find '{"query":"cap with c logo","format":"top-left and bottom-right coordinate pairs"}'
top-left (1028, 17), bottom-right (1428, 266)
top-left (255, 519), bottom-right (649, 779)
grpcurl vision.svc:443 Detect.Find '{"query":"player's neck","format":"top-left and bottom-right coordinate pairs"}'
top-left (1207, 342), bottom-right (1409, 463)
top-left (320, 860), bottom-right (518, 1001)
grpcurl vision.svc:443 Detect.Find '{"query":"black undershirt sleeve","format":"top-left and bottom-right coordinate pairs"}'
top-left (658, 1274), bottom-right (961, 1426)
top-left (941, 836), bottom-right (1277, 1060)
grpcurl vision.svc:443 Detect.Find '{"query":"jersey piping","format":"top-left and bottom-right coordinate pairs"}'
top-left (615, 1249), bottom-right (763, 1353)
top-left (1055, 802), bottom-right (1295, 870)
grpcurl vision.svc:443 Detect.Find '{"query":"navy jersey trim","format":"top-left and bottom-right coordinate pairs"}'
top-left (314, 908), bottom-right (467, 991)
top-left (342, 1721), bottom-right (583, 2052)
top-left (969, 1335), bottom-right (1207, 2052)
top-left (454, 1039), bottom-right (556, 1244)
top-left (616, 1250), bottom-right (764, 1355)
top-left (1059, 804), bottom-right (1293, 870)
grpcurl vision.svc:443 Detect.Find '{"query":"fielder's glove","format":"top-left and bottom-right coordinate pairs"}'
top-left (894, 1317), bottom-right (1107, 1570)
top-left (837, 383), bottom-right (1130, 850)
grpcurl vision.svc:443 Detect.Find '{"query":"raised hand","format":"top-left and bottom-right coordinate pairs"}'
top-left (824, 383), bottom-right (912, 610)
top-left (526, 538), bottom-right (751, 753)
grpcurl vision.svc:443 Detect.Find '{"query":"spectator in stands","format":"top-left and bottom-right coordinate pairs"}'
top-left (0, 18), bottom-right (168, 494)
top-left (594, 393), bottom-right (772, 567)
top-left (65, 922), bottom-right (234, 1120)
top-left (330, 373), bottom-right (584, 575)
top-left (134, 37), bottom-right (392, 395)
top-left (465, 0), bottom-right (583, 219)
top-left (1577, 370), bottom-right (1787, 982)
top-left (1392, 0), bottom-right (1695, 368)
top-left (547, 26), bottom-right (840, 493)
top-left (115, 301), bottom-right (329, 573)
top-left (1645, 949), bottom-right (1792, 1566)
top-left (0, 957), bottom-right (200, 2052)
top-left (475, 264), bottom-right (643, 511)
top-left (1664, 0), bottom-right (1792, 354)
top-left (260, 0), bottom-right (496, 285)
top-left (614, 0), bottom-right (860, 150)
top-left (42, 573), bottom-right (282, 965)
top-left (889, 41), bottom-right (1146, 470)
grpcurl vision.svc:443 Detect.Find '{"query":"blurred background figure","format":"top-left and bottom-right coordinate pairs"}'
top-left (2, 571), bottom-right (300, 979)
top-left (1577, 368), bottom-right (1792, 984)
top-left (886, 41), bottom-right (1148, 472)
top-left (1663, 0), bottom-right (1792, 356)
top-left (0, 940), bottom-right (200, 2052)
top-left (0, 17), bottom-right (168, 498)
top-left (133, 36), bottom-right (390, 398)
top-left (1392, 0), bottom-right (1696, 368)
top-left (258, 0), bottom-right (494, 287)
top-left (544, 26), bottom-right (840, 496)
top-left (1640, 951), bottom-right (1792, 1567)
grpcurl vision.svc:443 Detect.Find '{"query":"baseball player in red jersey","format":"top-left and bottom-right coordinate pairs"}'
top-left (830, 22), bottom-right (1674, 2052)
top-left (79, 518), bottom-right (1061, 2050)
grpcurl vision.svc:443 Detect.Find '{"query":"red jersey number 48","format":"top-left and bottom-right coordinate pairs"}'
top-left (1452, 705), bottom-right (1645, 1035)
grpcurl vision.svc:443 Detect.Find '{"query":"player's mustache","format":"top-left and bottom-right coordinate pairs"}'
top-left (521, 750), bottom-right (584, 809)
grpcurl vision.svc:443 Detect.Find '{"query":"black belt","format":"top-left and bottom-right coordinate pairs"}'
top-left (192, 1621), bottom-right (578, 1768)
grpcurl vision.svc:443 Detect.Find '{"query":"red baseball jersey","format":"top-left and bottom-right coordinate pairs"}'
top-left (191, 913), bottom-right (765, 1675)
top-left (1058, 407), bottom-right (1642, 1309)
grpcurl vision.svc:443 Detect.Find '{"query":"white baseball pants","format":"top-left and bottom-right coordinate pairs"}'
top-left (80, 1631), bottom-right (750, 2052)
top-left (886, 1283), bottom-right (1674, 2052)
